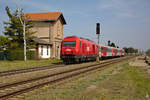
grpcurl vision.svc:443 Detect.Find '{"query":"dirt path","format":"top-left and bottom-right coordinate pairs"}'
top-left (129, 56), bottom-right (150, 74)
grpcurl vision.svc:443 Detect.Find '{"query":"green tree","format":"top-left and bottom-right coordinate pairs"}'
top-left (3, 6), bottom-right (36, 49)
top-left (110, 42), bottom-right (116, 47)
top-left (134, 49), bottom-right (138, 54)
top-left (123, 47), bottom-right (139, 54)
top-left (0, 35), bottom-right (9, 50)
top-left (123, 47), bottom-right (128, 53)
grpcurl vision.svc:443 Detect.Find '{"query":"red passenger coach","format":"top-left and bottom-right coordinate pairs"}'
top-left (61, 36), bottom-right (98, 63)
top-left (100, 45), bottom-right (108, 57)
top-left (112, 48), bottom-right (117, 56)
top-left (100, 46), bottom-right (124, 58)
top-left (119, 49), bottom-right (124, 56)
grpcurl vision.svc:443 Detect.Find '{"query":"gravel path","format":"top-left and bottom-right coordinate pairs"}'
top-left (129, 56), bottom-right (150, 74)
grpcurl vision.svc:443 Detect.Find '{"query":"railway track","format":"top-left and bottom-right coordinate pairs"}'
top-left (145, 56), bottom-right (150, 65)
top-left (0, 56), bottom-right (134, 99)
top-left (0, 63), bottom-right (64, 77)
top-left (0, 58), bottom-right (123, 77)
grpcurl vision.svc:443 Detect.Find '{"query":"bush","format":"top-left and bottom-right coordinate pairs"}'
top-left (0, 51), bottom-right (5, 60)
top-left (27, 50), bottom-right (36, 60)
top-left (4, 49), bottom-right (36, 60)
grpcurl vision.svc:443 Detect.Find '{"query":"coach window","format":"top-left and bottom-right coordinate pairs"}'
top-left (108, 48), bottom-right (111, 52)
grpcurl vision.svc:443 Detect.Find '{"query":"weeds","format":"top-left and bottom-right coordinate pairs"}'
top-left (16, 61), bottom-right (150, 100)
top-left (0, 59), bottom-right (62, 71)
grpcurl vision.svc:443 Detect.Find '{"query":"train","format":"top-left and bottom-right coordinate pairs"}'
top-left (60, 36), bottom-right (124, 63)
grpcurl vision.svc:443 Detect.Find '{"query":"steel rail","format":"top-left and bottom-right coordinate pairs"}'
top-left (0, 57), bottom-right (127, 77)
top-left (0, 57), bottom-right (129, 90)
top-left (0, 56), bottom-right (134, 99)
top-left (0, 63), bottom-right (64, 77)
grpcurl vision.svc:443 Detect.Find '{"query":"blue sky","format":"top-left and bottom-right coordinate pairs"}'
top-left (0, 0), bottom-right (150, 51)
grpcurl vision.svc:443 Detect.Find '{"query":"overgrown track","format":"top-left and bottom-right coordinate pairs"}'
top-left (0, 56), bottom-right (134, 99)
top-left (0, 63), bottom-right (64, 77)
top-left (145, 56), bottom-right (150, 65)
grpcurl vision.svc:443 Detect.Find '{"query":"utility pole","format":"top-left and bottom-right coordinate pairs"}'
top-left (18, 9), bottom-right (27, 61)
top-left (14, 0), bottom-right (27, 61)
top-left (23, 20), bottom-right (27, 61)
top-left (96, 23), bottom-right (100, 62)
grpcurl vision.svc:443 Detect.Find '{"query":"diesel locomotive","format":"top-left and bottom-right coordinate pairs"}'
top-left (61, 36), bottom-right (124, 63)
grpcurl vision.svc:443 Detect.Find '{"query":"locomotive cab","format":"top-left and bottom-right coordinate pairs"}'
top-left (61, 36), bottom-right (81, 63)
top-left (61, 36), bottom-right (99, 64)
top-left (61, 41), bottom-right (78, 54)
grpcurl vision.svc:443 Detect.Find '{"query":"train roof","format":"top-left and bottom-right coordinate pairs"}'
top-left (64, 36), bottom-right (96, 43)
top-left (79, 37), bottom-right (94, 42)
top-left (63, 36), bottom-right (124, 50)
top-left (64, 36), bottom-right (78, 39)
top-left (100, 45), bottom-right (123, 50)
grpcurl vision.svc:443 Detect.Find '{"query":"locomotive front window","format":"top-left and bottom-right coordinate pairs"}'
top-left (62, 41), bottom-right (76, 47)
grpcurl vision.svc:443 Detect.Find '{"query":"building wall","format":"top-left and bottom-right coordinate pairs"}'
top-left (51, 18), bottom-right (64, 59)
top-left (32, 18), bottom-right (64, 59)
top-left (32, 22), bottom-right (52, 43)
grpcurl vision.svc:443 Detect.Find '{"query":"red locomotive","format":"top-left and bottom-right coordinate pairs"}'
top-left (61, 36), bottom-right (124, 63)
top-left (61, 36), bottom-right (99, 63)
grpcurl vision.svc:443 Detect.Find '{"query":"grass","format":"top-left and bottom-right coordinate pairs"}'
top-left (94, 64), bottom-right (150, 100)
top-left (0, 59), bottom-right (62, 72)
top-left (14, 61), bottom-right (126, 100)
top-left (13, 59), bottom-right (150, 100)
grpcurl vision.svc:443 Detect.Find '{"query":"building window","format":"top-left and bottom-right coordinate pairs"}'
top-left (41, 45), bottom-right (43, 55)
top-left (47, 45), bottom-right (49, 55)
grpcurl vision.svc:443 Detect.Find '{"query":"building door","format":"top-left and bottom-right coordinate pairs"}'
top-left (40, 45), bottom-right (51, 59)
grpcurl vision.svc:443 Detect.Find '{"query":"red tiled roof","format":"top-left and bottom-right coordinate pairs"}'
top-left (24, 12), bottom-right (66, 24)
top-left (24, 12), bottom-right (61, 21)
